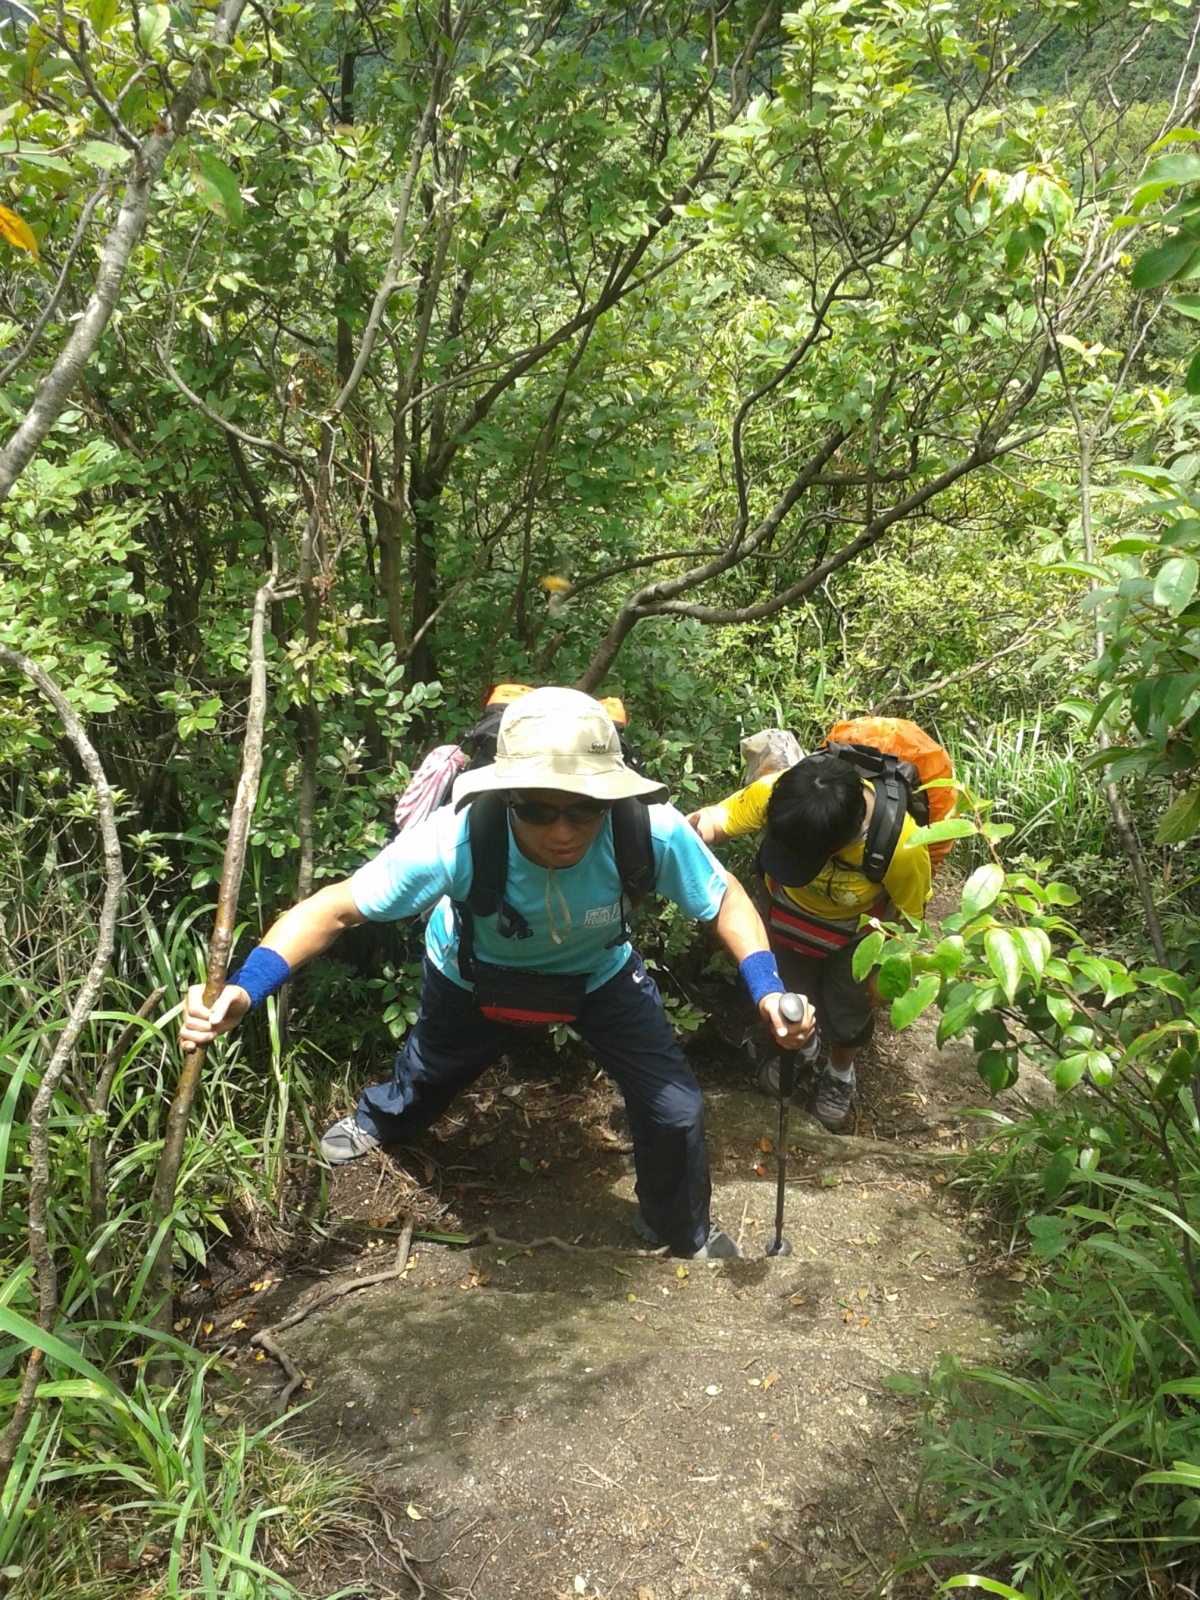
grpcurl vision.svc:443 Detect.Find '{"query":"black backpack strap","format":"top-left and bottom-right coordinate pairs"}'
top-left (454, 792), bottom-right (531, 979)
top-left (602, 798), bottom-right (656, 951)
top-left (464, 791), bottom-right (509, 917)
top-left (611, 798), bottom-right (656, 907)
top-left (859, 764), bottom-right (907, 882)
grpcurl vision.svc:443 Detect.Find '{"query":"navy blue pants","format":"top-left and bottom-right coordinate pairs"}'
top-left (355, 952), bottom-right (712, 1254)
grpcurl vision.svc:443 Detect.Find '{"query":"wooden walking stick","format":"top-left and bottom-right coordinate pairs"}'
top-left (147, 576), bottom-right (277, 1351)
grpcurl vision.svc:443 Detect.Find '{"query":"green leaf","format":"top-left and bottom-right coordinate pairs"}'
top-left (876, 950), bottom-right (913, 1001)
top-left (937, 992), bottom-right (979, 1045)
top-left (1087, 1052), bottom-right (1114, 1089)
top-left (1047, 995), bottom-right (1074, 1028)
top-left (891, 973), bottom-right (940, 1031)
top-left (1154, 788), bottom-right (1200, 845)
top-left (1143, 152), bottom-right (1200, 186)
top-left (1166, 294), bottom-right (1200, 323)
top-left (1012, 927), bottom-right (1051, 983)
top-left (518, 1157), bottom-right (534, 1174)
top-left (1136, 1462), bottom-right (1200, 1492)
top-left (0, 1304), bottom-right (126, 1405)
top-left (931, 936), bottom-right (964, 981)
top-left (906, 817), bottom-right (976, 847)
top-left (884, 1371), bottom-right (923, 1395)
top-left (1042, 1147), bottom-right (1075, 1201)
top-left (1044, 881), bottom-right (1080, 906)
top-left (190, 149), bottom-right (244, 227)
top-left (89, 0), bottom-right (118, 35)
top-left (137, 2), bottom-right (170, 51)
top-left (1131, 238), bottom-right (1200, 289)
top-left (976, 1047), bottom-right (1015, 1093)
top-left (939, 1577), bottom-right (1034, 1600)
top-left (851, 930), bottom-right (884, 983)
top-left (984, 928), bottom-right (1021, 1003)
top-left (77, 139), bottom-right (131, 171)
top-left (1138, 967), bottom-right (1192, 1003)
top-left (1153, 556), bottom-right (1199, 614)
top-left (961, 863), bottom-right (1004, 918)
top-left (1153, 1046), bottom-right (1196, 1102)
top-left (1054, 1052), bottom-right (1089, 1092)
top-left (1187, 346), bottom-right (1200, 398)
top-left (1026, 1213), bottom-right (1069, 1259)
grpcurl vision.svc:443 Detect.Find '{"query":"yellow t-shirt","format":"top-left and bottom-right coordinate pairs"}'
top-left (711, 772), bottom-right (931, 922)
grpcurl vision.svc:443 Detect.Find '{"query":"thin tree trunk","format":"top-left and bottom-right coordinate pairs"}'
top-left (0, 648), bottom-right (125, 1479)
top-left (146, 575), bottom-right (275, 1348)
top-left (0, 0), bottom-right (250, 506)
top-left (408, 481), bottom-right (440, 685)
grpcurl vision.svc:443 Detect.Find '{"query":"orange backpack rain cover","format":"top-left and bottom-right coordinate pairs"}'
top-left (827, 716), bottom-right (957, 871)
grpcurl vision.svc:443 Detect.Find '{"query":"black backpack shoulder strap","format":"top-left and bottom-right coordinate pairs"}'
top-left (463, 791), bottom-right (509, 915)
top-left (611, 798), bottom-right (656, 907)
top-left (860, 762), bottom-right (906, 882)
top-left (456, 793), bottom-right (533, 978)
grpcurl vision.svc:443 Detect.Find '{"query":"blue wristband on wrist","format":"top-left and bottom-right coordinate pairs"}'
top-left (739, 949), bottom-right (784, 1008)
top-left (227, 946), bottom-right (292, 1010)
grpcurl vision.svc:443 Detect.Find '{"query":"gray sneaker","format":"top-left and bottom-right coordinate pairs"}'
top-left (319, 1114), bottom-right (381, 1165)
top-left (755, 1034), bottom-right (822, 1099)
top-left (691, 1226), bottom-right (743, 1260)
top-left (814, 1066), bottom-right (855, 1133)
top-left (631, 1208), bottom-right (743, 1259)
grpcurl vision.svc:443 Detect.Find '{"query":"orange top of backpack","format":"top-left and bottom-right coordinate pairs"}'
top-left (826, 716), bottom-right (956, 869)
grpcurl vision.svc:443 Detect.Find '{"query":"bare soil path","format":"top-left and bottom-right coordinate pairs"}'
top-left (206, 962), bottom-right (1049, 1600)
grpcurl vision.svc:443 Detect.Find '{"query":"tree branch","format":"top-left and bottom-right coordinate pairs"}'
top-left (0, 646), bottom-right (125, 1478)
top-left (0, 186), bottom-right (106, 388)
top-left (146, 571), bottom-right (276, 1350)
top-left (0, 0), bottom-right (251, 506)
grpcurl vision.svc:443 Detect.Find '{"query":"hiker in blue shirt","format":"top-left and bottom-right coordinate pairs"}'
top-left (179, 688), bottom-right (815, 1259)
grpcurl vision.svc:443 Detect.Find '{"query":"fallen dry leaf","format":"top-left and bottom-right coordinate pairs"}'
top-left (762, 1369), bottom-right (780, 1390)
top-left (759, 1136), bottom-right (773, 1154)
top-left (406, 1503), bottom-right (423, 1521)
top-left (754, 1162), bottom-right (769, 1178)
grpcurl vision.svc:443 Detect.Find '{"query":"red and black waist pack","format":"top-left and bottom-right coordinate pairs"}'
top-left (468, 960), bottom-right (589, 1027)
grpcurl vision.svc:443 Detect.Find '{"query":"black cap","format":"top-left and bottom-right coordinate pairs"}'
top-left (757, 829), bottom-right (833, 889)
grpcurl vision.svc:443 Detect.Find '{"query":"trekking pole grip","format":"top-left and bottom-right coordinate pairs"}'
top-left (779, 992), bottom-right (807, 1025)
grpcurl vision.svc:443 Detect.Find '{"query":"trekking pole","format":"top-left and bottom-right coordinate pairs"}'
top-left (765, 992), bottom-right (808, 1259)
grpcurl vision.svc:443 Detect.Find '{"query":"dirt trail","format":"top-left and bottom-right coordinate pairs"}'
top-left (212, 976), bottom-right (1049, 1600)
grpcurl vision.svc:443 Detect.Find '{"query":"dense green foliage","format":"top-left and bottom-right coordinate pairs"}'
top-left (4, 0), bottom-right (1200, 1593)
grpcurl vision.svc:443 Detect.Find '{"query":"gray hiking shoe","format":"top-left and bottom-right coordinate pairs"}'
top-left (813, 1066), bottom-right (855, 1133)
top-left (754, 1033), bottom-right (822, 1099)
top-left (632, 1208), bottom-right (743, 1259)
top-left (691, 1226), bottom-right (743, 1260)
top-left (319, 1114), bottom-right (381, 1166)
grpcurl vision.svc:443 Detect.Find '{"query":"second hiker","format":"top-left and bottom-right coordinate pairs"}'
top-left (688, 733), bottom-right (936, 1132)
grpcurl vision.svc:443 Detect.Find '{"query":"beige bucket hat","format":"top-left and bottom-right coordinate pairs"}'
top-left (451, 687), bottom-right (667, 808)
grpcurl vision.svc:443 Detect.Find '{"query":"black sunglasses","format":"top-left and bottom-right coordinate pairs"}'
top-left (506, 795), bottom-right (613, 827)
